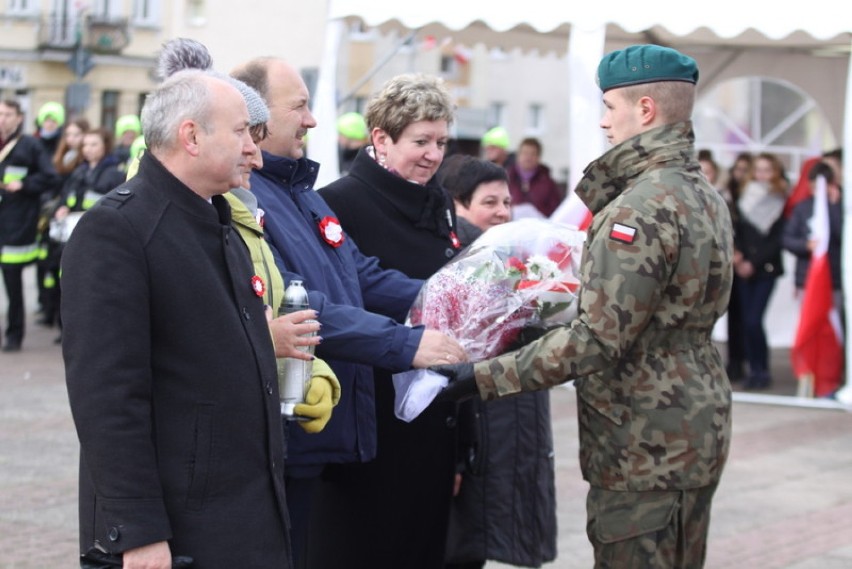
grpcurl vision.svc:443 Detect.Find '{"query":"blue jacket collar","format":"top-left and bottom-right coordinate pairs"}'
top-left (259, 152), bottom-right (320, 190)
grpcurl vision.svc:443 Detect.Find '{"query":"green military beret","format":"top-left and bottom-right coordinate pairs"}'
top-left (597, 44), bottom-right (698, 92)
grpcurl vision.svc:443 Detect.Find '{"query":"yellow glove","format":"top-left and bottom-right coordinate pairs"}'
top-left (294, 359), bottom-right (341, 434)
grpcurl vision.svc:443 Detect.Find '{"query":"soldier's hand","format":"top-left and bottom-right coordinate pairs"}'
top-left (429, 362), bottom-right (478, 403)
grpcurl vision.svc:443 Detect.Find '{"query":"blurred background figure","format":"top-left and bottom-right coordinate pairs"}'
top-left (822, 148), bottom-right (843, 189)
top-left (30, 103), bottom-right (69, 319)
top-left (481, 126), bottom-right (513, 169)
top-left (51, 117), bottom-right (90, 179)
top-left (721, 151), bottom-right (753, 381)
top-left (112, 114), bottom-right (142, 168)
top-left (34, 102), bottom-right (65, 157)
top-left (37, 116), bottom-right (91, 329)
top-left (43, 127), bottom-right (125, 342)
top-left (0, 99), bottom-right (59, 352)
top-left (439, 153), bottom-right (557, 569)
top-left (54, 127), bottom-right (126, 220)
top-left (336, 111), bottom-right (369, 175)
top-left (734, 151), bottom-right (788, 389)
top-left (783, 160), bottom-right (844, 312)
top-left (698, 148), bottom-right (720, 188)
top-left (507, 137), bottom-right (562, 218)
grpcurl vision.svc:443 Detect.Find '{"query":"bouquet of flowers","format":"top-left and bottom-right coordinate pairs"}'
top-left (409, 218), bottom-right (586, 360)
top-left (394, 218), bottom-right (586, 421)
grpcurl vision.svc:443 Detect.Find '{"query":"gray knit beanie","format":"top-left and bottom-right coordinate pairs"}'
top-left (228, 78), bottom-right (270, 127)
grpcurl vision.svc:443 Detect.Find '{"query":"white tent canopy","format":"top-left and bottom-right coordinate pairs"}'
top-left (316, 0), bottom-right (852, 399)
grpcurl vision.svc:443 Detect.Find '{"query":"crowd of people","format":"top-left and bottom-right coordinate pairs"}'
top-left (0, 99), bottom-right (145, 352)
top-left (0, 37), bottom-right (845, 569)
top-left (697, 147), bottom-right (845, 392)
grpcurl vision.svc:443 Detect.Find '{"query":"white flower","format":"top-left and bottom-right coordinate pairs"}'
top-left (525, 255), bottom-right (560, 281)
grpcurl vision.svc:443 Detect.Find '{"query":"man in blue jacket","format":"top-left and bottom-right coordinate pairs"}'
top-left (231, 57), bottom-right (465, 562)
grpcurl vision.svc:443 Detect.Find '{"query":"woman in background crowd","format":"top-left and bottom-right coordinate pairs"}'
top-left (507, 137), bottom-right (562, 218)
top-left (721, 152), bottom-right (753, 381)
top-left (51, 117), bottom-right (90, 178)
top-left (734, 152), bottom-right (788, 389)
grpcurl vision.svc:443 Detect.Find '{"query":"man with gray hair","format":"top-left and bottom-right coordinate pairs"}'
top-left (62, 70), bottom-right (293, 569)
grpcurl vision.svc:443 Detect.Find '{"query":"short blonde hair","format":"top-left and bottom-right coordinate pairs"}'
top-left (365, 74), bottom-right (454, 141)
top-left (622, 81), bottom-right (695, 124)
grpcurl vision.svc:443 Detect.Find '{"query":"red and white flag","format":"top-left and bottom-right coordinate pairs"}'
top-left (549, 190), bottom-right (592, 231)
top-left (791, 175), bottom-right (844, 397)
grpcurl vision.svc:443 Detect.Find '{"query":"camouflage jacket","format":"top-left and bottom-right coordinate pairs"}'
top-left (474, 121), bottom-right (734, 491)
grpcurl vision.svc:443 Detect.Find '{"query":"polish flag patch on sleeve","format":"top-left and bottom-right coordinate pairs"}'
top-left (609, 222), bottom-right (637, 244)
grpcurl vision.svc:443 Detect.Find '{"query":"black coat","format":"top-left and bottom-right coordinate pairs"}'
top-left (0, 133), bottom-right (59, 252)
top-left (60, 154), bottom-right (127, 212)
top-left (61, 153), bottom-right (292, 568)
top-left (445, 217), bottom-right (557, 567)
top-left (734, 212), bottom-right (785, 279)
top-left (306, 148), bottom-right (462, 568)
top-left (782, 196), bottom-right (843, 289)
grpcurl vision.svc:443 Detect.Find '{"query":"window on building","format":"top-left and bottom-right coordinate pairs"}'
top-left (488, 102), bottom-right (505, 129)
top-left (353, 96), bottom-right (367, 115)
top-left (133, 0), bottom-right (160, 26)
top-left (694, 76), bottom-right (836, 183)
top-left (90, 0), bottom-right (122, 19)
top-left (186, 0), bottom-right (205, 26)
top-left (101, 90), bottom-right (119, 132)
top-left (8, 0), bottom-right (38, 15)
top-left (440, 55), bottom-right (457, 76)
top-left (527, 103), bottom-right (544, 133)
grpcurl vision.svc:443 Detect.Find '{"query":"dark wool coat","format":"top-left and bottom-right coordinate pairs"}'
top-left (61, 153), bottom-right (292, 568)
top-left (59, 153), bottom-right (127, 212)
top-left (445, 217), bottom-right (557, 567)
top-left (306, 148), bottom-right (462, 568)
top-left (0, 133), bottom-right (59, 253)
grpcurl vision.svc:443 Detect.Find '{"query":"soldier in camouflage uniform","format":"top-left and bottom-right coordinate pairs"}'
top-left (435, 45), bottom-right (733, 568)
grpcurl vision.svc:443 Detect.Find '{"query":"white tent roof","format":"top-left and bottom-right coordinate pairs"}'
top-left (328, 1), bottom-right (852, 42)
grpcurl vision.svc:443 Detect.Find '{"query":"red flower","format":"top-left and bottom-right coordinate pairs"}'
top-left (318, 216), bottom-right (345, 248)
top-left (251, 275), bottom-right (266, 297)
top-left (506, 256), bottom-right (527, 274)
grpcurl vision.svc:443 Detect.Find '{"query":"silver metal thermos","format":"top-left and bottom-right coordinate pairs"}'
top-left (277, 280), bottom-right (316, 419)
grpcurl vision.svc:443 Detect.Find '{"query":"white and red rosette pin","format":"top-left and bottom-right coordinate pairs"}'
top-left (251, 275), bottom-right (266, 297)
top-left (318, 216), bottom-right (345, 248)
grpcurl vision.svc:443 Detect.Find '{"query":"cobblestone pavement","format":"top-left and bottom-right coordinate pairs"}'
top-left (3, 266), bottom-right (852, 568)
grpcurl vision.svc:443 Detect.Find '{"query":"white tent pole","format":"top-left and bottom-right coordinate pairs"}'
top-left (834, 40), bottom-right (852, 405)
top-left (549, 23), bottom-right (606, 227)
top-left (567, 24), bottom-right (606, 192)
top-left (310, 17), bottom-right (344, 189)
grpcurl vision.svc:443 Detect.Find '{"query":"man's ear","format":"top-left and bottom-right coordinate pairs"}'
top-left (638, 96), bottom-right (657, 127)
top-left (178, 120), bottom-right (201, 156)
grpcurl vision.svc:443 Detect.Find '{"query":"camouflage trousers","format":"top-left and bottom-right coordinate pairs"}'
top-left (586, 484), bottom-right (718, 569)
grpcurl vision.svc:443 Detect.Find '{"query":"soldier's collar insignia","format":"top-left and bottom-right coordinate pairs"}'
top-left (609, 222), bottom-right (637, 244)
